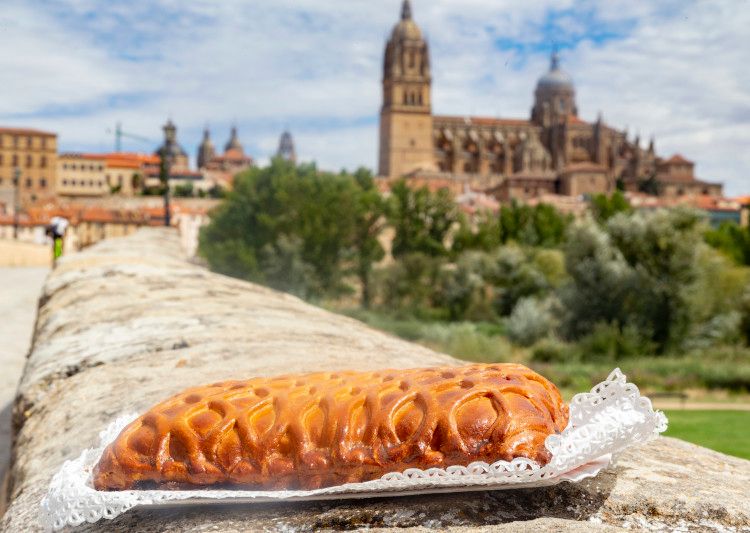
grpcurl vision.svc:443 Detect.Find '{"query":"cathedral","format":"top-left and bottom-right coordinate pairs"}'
top-left (378, 0), bottom-right (723, 201)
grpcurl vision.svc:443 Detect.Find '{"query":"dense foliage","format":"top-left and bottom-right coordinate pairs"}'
top-left (199, 159), bottom-right (385, 301)
top-left (200, 166), bottom-right (750, 388)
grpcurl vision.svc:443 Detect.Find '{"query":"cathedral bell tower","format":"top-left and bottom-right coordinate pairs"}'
top-left (378, 0), bottom-right (435, 178)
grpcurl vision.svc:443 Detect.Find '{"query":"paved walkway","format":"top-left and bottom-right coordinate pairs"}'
top-left (0, 267), bottom-right (48, 505)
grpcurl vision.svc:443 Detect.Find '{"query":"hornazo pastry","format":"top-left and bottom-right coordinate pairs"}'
top-left (93, 363), bottom-right (569, 491)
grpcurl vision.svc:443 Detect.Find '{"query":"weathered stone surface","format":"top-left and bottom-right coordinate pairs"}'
top-left (2, 228), bottom-right (749, 532)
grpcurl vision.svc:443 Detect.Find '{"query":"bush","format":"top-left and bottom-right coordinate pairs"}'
top-left (489, 245), bottom-right (551, 316)
top-left (561, 209), bottom-right (709, 353)
top-left (376, 253), bottom-right (444, 312)
top-left (576, 322), bottom-right (654, 362)
top-left (531, 338), bottom-right (576, 363)
top-left (506, 297), bottom-right (559, 347)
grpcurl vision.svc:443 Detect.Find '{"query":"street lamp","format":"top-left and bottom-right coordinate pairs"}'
top-left (158, 120), bottom-right (179, 227)
top-left (12, 167), bottom-right (20, 239)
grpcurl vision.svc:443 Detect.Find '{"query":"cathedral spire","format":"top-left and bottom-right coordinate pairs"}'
top-left (197, 124), bottom-right (215, 169)
top-left (550, 50), bottom-right (560, 71)
top-left (224, 124), bottom-right (244, 154)
top-left (401, 0), bottom-right (412, 20)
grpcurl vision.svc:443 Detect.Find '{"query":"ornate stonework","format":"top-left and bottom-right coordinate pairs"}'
top-left (378, 1), bottom-right (723, 201)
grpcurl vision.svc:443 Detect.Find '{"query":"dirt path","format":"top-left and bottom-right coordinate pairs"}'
top-left (0, 267), bottom-right (48, 508)
top-left (653, 401), bottom-right (750, 412)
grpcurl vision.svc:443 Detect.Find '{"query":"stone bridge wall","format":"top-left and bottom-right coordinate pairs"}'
top-left (2, 228), bottom-right (749, 531)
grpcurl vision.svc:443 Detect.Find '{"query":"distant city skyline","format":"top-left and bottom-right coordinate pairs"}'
top-left (0, 0), bottom-right (747, 194)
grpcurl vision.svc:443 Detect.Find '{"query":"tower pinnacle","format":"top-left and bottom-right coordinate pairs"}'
top-left (401, 0), bottom-right (412, 20)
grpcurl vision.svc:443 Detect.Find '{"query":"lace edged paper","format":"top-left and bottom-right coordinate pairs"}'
top-left (40, 368), bottom-right (668, 531)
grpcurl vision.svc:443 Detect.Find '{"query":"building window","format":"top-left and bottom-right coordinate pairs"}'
top-left (63, 179), bottom-right (68, 186)
top-left (25, 178), bottom-right (32, 187)
top-left (27, 136), bottom-right (32, 148)
top-left (0, 154), bottom-right (3, 165)
top-left (40, 178), bottom-right (47, 188)
top-left (13, 136), bottom-right (18, 148)
top-left (42, 138), bottom-right (47, 149)
top-left (12, 154), bottom-right (18, 166)
top-left (40, 156), bottom-right (47, 168)
top-left (26, 155), bottom-right (32, 167)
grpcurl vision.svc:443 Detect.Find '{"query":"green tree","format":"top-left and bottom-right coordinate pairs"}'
top-left (705, 222), bottom-right (750, 265)
top-left (388, 180), bottom-right (459, 257)
top-left (561, 208), bottom-right (707, 353)
top-left (173, 182), bottom-right (194, 197)
top-left (199, 159), bottom-right (364, 298)
top-left (637, 172), bottom-right (662, 196)
top-left (350, 168), bottom-right (387, 308)
top-left (590, 191), bottom-right (631, 224)
top-left (451, 210), bottom-right (502, 255)
top-left (498, 201), bottom-right (570, 247)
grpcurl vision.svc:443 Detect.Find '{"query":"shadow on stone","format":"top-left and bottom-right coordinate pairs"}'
top-left (78, 472), bottom-right (615, 531)
top-left (0, 400), bottom-right (13, 514)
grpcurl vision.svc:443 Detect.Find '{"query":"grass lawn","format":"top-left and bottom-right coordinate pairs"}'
top-left (664, 410), bottom-right (750, 460)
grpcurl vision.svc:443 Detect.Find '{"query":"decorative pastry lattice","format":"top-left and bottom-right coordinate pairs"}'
top-left (40, 368), bottom-right (667, 531)
top-left (94, 363), bottom-right (568, 491)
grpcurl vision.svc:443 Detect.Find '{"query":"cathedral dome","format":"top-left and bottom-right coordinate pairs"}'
top-left (537, 52), bottom-right (574, 91)
top-left (391, 1), bottom-right (423, 41)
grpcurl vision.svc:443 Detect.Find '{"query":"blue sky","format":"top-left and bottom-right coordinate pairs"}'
top-left (1, 0), bottom-right (748, 194)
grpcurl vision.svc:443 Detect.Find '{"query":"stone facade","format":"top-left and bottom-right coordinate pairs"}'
top-left (378, 1), bottom-right (724, 201)
top-left (56, 153), bottom-right (108, 197)
top-left (0, 127), bottom-right (57, 205)
top-left (2, 228), bottom-right (749, 531)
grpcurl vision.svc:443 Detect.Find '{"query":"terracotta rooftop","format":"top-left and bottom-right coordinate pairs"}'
top-left (433, 115), bottom-right (531, 127)
top-left (0, 127), bottom-right (56, 137)
top-left (664, 154), bottom-right (693, 165)
top-left (566, 114), bottom-right (588, 126)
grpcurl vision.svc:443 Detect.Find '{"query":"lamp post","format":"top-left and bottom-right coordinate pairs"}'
top-left (12, 167), bottom-right (20, 239)
top-left (159, 120), bottom-right (178, 227)
top-left (161, 152), bottom-right (172, 227)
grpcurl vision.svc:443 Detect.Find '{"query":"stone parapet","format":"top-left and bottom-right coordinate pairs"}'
top-left (2, 228), bottom-right (749, 531)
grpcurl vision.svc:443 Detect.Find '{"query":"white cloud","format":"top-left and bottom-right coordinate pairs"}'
top-left (0, 0), bottom-right (747, 194)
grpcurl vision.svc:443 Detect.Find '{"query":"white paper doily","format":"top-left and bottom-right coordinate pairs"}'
top-left (40, 368), bottom-right (667, 531)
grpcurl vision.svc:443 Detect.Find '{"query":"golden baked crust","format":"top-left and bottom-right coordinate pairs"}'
top-left (93, 363), bottom-right (568, 491)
